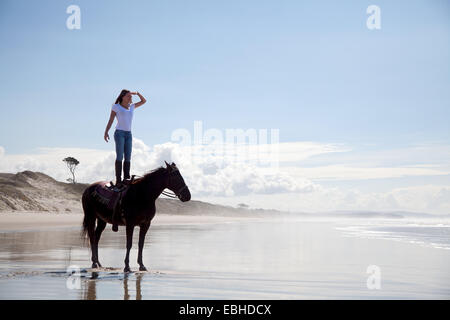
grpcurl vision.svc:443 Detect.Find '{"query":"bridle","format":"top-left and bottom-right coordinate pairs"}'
top-left (162, 167), bottom-right (188, 199)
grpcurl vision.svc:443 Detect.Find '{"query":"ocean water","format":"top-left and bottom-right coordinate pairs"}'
top-left (335, 219), bottom-right (450, 250)
top-left (0, 218), bottom-right (449, 299)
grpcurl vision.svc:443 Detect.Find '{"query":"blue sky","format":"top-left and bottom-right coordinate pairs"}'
top-left (0, 0), bottom-right (449, 213)
top-left (1, 0), bottom-right (449, 153)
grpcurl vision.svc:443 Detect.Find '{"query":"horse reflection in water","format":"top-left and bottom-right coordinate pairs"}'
top-left (82, 161), bottom-right (191, 272)
top-left (82, 272), bottom-right (144, 300)
top-left (124, 273), bottom-right (143, 300)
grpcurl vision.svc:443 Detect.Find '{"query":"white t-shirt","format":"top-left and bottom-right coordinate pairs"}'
top-left (111, 103), bottom-right (135, 132)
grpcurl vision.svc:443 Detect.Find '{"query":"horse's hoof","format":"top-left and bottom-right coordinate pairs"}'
top-left (92, 263), bottom-right (99, 269)
top-left (124, 267), bottom-right (131, 273)
top-left (139, 266), bottom-right (147, 272)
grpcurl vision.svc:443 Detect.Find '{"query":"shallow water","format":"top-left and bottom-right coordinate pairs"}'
top-left (336, 219), bottom-right (450, 250)
top-left (0, 219), bottom-right (449, 299)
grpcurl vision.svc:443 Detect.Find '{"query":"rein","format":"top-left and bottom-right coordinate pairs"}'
top-left (162, 184), bottom-right (188, 198)
top-left (161, 190), bottom-right (178, 198)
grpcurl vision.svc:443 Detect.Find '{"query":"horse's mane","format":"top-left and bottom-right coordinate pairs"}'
top-left (131, 166), bottom-right (167, 184)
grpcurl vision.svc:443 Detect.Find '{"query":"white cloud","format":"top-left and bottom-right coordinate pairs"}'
top-left (279, 165), bottom-right (450, 181)
top-left (187, 162), bottom-right (316, 197)
top-left (275, 141), bottom-right (351, 162)
top-left (176, 141), bottom-right (349, 167)
top-left (0, 139), bottom-right (316, 196)
top-left (1, 139), bottom-right (449, 214)
top-left (299, 143), bottom-right (450, 168)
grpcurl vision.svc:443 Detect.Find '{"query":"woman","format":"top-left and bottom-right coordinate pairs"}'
top-left (104, 89), bottom-right (147, 186)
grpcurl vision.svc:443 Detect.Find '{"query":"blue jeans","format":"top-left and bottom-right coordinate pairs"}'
top-left (114, 129), bottom-right (132, 161)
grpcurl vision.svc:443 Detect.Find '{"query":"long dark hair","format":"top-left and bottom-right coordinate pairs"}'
top-left (115, 89), bottom-right (130, 104)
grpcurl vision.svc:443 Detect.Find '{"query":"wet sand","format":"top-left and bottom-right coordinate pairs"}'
top-left (0, 216), bottom-right (449, 299)
top-left (0, 211), bottom-right (251, 232)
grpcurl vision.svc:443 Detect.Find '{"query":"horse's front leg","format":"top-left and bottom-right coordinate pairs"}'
top-left (124, 224), bottom-right (134, 273)
top-left (137, 222), bottom-right (150, 271)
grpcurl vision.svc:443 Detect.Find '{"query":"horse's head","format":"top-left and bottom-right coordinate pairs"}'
top-left (165, 161), bottom-right (191, 202)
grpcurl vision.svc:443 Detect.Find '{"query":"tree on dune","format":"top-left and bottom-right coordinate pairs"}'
top-left (63, 157), bottom-right (79, 184)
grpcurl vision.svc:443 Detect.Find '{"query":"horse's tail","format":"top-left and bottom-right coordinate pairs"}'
top-left (81, 186), bottom-right (95, 245)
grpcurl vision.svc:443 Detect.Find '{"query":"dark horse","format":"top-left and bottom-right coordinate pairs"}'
top-left (81, 161), bottom-right (191, 272)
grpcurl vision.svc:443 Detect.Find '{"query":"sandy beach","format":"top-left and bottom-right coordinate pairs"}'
top-left (0, 211), bottom-right (258, 232)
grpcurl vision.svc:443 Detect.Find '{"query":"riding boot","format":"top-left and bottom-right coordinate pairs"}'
top-left (113, 160), bottom-right (122, 232)
top-left (115, 160), bottom-right (122, 186)
top-left (123, 160), bottom-right (131, 181)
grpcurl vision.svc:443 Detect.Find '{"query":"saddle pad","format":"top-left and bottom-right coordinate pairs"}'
top-left (91, 182), bottom-right (119, 209)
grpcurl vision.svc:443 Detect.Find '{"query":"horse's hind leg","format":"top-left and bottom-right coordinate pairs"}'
top-left (93, 218), bottom-right (107, 268)
top-left (87, 220), bottom-right (99, 269)
top-left (82, 191), bottom-right (101, 269)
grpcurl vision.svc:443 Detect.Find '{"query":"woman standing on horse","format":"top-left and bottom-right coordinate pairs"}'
top-left (104, 90), bottom-right (147, 186)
